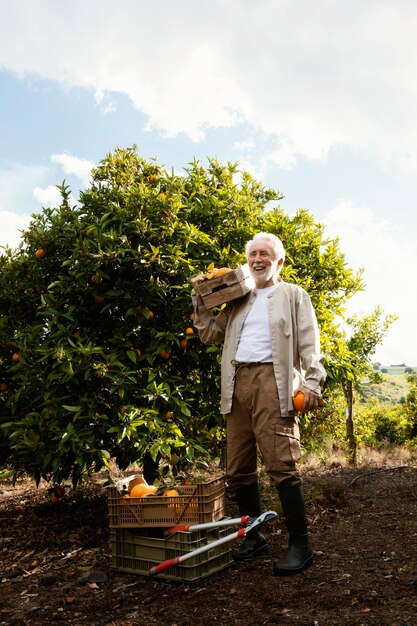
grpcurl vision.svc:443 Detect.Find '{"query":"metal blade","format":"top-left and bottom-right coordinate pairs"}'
top-left (246, 510), bottom-right (277, 533)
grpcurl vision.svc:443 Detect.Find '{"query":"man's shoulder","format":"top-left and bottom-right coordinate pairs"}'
top-left (276, 281), bottom-right (307, 298)
top-left (225, 290), bottom-right (253, 312)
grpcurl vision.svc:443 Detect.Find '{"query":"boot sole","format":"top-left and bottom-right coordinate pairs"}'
top-left (232, 545), bottom-right (268, 562)
top-left (273, 555), bottom-right (313, 576)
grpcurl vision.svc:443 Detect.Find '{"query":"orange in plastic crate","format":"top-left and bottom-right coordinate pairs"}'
top-left (108, 477), bottom-right (225, 528)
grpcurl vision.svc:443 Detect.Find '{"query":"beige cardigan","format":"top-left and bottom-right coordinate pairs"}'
top-left (192, 280), bottom-right (326, 415)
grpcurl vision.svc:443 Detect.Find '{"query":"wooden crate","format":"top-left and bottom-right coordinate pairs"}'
top-left (196, 264), bottom-right (254, 308)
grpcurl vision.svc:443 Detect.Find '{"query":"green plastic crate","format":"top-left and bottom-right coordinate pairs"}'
top-left (111, 526), bottom-right (234, 582)
top-left (108, 477), bottom-right (226, 528)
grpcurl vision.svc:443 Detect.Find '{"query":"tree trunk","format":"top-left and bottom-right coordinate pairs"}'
top-left (344, 380), bottom-right (357, 464)
top-left (142, 451), bottom-right (160, 484)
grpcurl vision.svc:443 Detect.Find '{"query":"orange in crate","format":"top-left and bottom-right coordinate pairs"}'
top-left (108, 477), bottom-right (225, 528)
top-left (129, 484), bottom-right (158, 498)
top-left (195, 264), bottom-right (254, 309)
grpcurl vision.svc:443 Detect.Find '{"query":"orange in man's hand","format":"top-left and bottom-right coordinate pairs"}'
top-left (293, 391), bottom-right (325, 412)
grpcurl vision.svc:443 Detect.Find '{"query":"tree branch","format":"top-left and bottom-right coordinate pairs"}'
top-left (349, 465), bottom-right (416, 487)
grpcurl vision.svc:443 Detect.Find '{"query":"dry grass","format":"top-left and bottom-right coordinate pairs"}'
top-left (355, 443), bottom-right (417, 467)
top-left (301, 441), bottom-right (417, 474)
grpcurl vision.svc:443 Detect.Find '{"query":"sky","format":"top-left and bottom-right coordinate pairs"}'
top-left (1, 0), bottom-right (417, 365)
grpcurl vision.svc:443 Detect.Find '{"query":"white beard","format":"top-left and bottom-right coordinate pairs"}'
top-left (249, 264), bottom-right (277, 284)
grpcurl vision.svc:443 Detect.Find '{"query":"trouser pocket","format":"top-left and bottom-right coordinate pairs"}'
top-left (275, 417), bottom-right (301, 466)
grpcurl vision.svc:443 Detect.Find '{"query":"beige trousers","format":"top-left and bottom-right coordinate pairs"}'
top-left (226, 363), bottom-right (301, 490)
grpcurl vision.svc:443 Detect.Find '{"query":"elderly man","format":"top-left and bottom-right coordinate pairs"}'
top-left (191, 232), bottom-right (326, 576)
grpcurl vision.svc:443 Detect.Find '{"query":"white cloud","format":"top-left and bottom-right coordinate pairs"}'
top-left (0, 210), bottom-right (31, 250)
top-left (51, 154), bottom-right (94, 187)
top-left (0, 163), bottom-right (48, 214)
top-left (33, 185), bottom-right (63, 207)
top-left (0, 154), bottom-right (86, 248)
top-left (1, 2), bottom-right (417, 174)
top-left (33, 183), bottom-right (77, 208)
top-left (324, 200), bottom-right (417, 365)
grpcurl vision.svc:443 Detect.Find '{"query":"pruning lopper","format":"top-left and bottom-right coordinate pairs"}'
top-left (148, 510), bottom-right (277, 576)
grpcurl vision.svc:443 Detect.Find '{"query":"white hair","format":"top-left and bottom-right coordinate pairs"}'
top-left (245, 232), bottom-right (286, 262)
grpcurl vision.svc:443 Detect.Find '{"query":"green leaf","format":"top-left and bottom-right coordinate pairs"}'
top-left (127, 349), bottom-right (137, 363)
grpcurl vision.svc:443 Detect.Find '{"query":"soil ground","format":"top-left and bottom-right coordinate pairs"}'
top-left (0, 463), bottom-right (416, 626)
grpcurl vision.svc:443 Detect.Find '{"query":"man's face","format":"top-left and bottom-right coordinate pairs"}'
top-left (247, 240), bottom-right (281, 287)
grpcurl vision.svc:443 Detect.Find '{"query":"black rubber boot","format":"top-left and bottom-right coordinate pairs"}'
top-left (273, 483), bottom-right (313, 576)
top-left (233, 483), bottom-right (268, 561)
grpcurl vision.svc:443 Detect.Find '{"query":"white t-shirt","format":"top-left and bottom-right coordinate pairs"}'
top-left (235, 284), bottom-right (278, 362)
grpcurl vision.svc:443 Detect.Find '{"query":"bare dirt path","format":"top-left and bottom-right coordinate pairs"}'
top-left (1, 464), bottom-right (416, 626)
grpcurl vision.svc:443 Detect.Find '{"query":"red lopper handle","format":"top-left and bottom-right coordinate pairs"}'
top-left (149, 556), bottom-right (181, 576)
top-left (163, 524), bottom-right (191, 536)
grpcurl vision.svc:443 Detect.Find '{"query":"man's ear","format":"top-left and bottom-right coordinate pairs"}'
top-left (278, 258), bottom-right (284, 267)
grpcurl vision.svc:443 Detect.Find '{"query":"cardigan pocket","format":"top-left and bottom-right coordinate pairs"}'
top-left (276, 317), bottom-right (291, 337)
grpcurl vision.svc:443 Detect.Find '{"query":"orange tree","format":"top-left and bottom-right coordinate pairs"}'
top-left (0, 147), bottom-right (362, 485)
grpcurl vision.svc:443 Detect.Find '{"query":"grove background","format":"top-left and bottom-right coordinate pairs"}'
top-left (1, 0), bottom-right (416, 365)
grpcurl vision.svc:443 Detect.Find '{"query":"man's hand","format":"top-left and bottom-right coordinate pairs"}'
top-left (296, 386), bottom-right (322, 412)
top-left (191, 274), bottom-right (205, 290)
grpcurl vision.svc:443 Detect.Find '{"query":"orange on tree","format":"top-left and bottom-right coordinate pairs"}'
top-left (35, 248), bottom-right (46, 259)
top-left (11, 353), bottom-right (20, 363)
top-left (94, 295), bottom-right (105, 304)
top-left (159, 349), bottom-right (170, 359)
top-left (147, 310), bottom-right (154, 320)
top-left (189, 311), bottom-right (195, 322)
top-left (164, 410), bottom-right (174, 420)
top-left (185, 327), bottom-right (194, 335)
top-left (0, 382), bottom-right (9, 393)
top-left (180, 338), bottom-right (187, 349)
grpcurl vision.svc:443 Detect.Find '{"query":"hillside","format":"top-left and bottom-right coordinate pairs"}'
top-left (373, 364), bottom-right (416, 376)
top-left (360, 373), bottom-right (410, 404)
